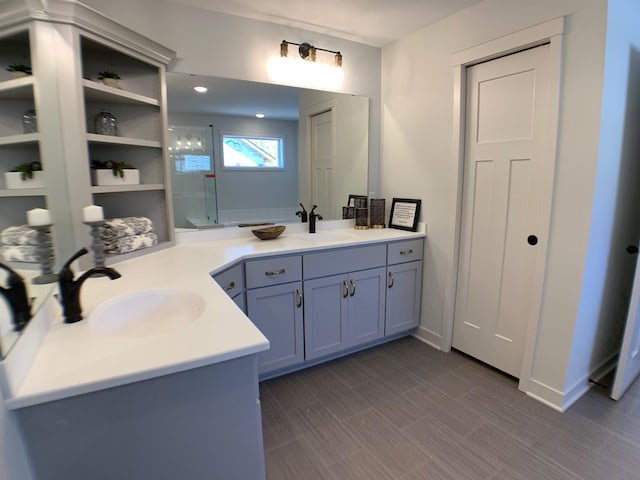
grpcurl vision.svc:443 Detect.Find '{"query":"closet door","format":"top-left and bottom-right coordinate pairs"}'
top-left (453, 45), bottom-right (553, 378)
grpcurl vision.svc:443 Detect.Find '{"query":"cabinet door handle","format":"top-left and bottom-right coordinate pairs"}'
top-left (295, 288), bottom-right (302, 308)
top-left (342, 280), bottom-right (349, 298)
top-left (265, 268), bottom-right (285, 276)
top-left (400, 249), bottom-right (413, 255)
top-left (223, 281), bottom-right (236, 292)
top-left (388, 272), bottom-right (394, 288)
top-left (349, 279), bottom-right (356, 297)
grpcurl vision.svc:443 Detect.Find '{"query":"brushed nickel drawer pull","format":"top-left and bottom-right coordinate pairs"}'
top-left (400, 249), bottom-right (414, 255)
top-left (223, 281), bottom-right (236, 292)
top-left (265, 268), bottom-right (286, 276)
top-left (295, 288), bottom-right (303, 308)
top-left (388, 272), bottom-right (394, 288)
top-left (349, 279), bottom-right (356, 297)
top-left (342, 280), bottom-right (349, 298)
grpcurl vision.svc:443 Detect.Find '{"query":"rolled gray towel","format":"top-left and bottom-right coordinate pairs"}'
top-left (103, 232), bottom-right (158, 254)
top-left (0, 245), bottom-right (39, 263)
top-left (1, 225), bottom-right (38, 246)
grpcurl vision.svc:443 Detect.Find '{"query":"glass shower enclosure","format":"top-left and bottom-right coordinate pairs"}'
top-left (168, 125), bottom-right (219, 228)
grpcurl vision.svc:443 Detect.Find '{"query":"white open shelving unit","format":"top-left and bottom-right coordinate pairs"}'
top-left (0, 4), bottom-right (176, 268)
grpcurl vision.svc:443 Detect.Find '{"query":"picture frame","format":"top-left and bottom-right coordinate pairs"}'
top-left (347, 194), bottom-right (368, 208)
top-left (389, 198), bottom-right (421, 232)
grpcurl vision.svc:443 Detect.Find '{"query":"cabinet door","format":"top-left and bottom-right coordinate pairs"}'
top-left (232, 291), bottom-right (246, 313)
top-left (246, 281), bottom-right (303, 375)
top-left (348, 267), bottom-right (386, 347)
top-left (303, 273), bottom-right (348, 360)
top-left (385, 261), bottom-right (423, 336)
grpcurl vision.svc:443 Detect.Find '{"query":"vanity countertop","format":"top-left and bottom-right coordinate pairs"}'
top-left (5, 222), bottom-right (426, 409)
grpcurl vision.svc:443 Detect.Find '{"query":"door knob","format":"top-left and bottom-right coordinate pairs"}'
top-left (527, 235), bottom-right (538, 246)
top-left (627, 245), bottom-right (639, 254)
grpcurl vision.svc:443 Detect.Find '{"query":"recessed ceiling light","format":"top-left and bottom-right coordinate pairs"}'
top-left (255, 113), bottom-right (265, 118)
top-left (193, 86), bottom-right (208, 93)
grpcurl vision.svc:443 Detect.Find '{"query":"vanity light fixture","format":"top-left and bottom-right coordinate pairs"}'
top-left (279, 40), bottom-right (342, 68)
top-left (193, 85), bottom-right (208, 93)
top-left (255, 113), bottom-right (265, 118)
top-left (268, 39), bottom-right (344, 89)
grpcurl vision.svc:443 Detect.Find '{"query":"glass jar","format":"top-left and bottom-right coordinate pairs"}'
top-left (22, 109), bottom-right (37, 133)
top-left (94, 111), bottom-right (117, 136)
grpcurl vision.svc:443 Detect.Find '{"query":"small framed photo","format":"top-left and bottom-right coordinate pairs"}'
top-left (389, 198), bottom-right (421, 232)
top-left (348, 194), bottom-right (368, 208)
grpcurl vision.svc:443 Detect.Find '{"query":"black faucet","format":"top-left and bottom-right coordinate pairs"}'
top-left (0, 263), bottom-right (31, 332)
top-left (309, 205), bottom-right (323, 234)
top-left (57, 248), bottom-right (121, 324)
top-left (295, 203), bottom-right (308, 223)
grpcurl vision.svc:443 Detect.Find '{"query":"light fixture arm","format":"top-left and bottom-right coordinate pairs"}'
top-left (280, 40), bottom-right (342, 66)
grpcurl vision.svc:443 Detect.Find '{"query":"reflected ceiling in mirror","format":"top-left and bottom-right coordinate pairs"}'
top-left (167, 74), bottom-right (300, 120)
top-left (166, 73), bottom-right (369, 228)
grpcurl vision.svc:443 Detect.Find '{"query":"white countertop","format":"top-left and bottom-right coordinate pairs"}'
top-left (5, 222), bottom-right (425, 409)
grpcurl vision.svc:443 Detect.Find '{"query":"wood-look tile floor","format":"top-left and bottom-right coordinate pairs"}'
top-left (260, 336), bottom-right (640, 480)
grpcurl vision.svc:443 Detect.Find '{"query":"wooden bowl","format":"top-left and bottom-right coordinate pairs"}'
top-left (251, 225), bottom-right (286, 240)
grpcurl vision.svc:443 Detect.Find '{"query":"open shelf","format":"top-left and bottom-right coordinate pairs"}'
top-left (86, 134), bottom-right (161, 148)
top-left (0, 188), bottom-right (46, 197)
top-left (91, 184), bottom-right (165, 194)
top-left (0, 133), bottom-right (39, 146)
top-left (83, 79), bottom-right (160, 106)
top-left (0, 76), bottom-right (35, 99)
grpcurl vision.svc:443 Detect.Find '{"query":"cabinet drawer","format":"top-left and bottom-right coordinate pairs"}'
top-left (303, 244), bottom-right (386, 279)
top-left (387, 239), bottom-right (424, 264)
top-left (212, 263), bottom-right (245, 297)
top-left (246, 255), bottom-right (302, 289)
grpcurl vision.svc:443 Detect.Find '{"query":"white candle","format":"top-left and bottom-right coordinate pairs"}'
top-left (83, 205), bottom-right (104, 222)
top-left (26, 208), bottom-right (51, 226)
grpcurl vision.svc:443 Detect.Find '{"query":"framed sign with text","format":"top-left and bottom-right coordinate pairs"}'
top-left (389, 198), bottom-right (421, 232)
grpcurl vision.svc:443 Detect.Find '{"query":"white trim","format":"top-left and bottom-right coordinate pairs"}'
top-left (446, 17), bottom-right (565, 395)
top-left (526, 378), bottom-right (567, 410)
top-left (0, 0), bottom-right (175, 66)
top-left (452, 17), bottom-right (564, 66)
top-left (412, 326), bottom-right (442, 350)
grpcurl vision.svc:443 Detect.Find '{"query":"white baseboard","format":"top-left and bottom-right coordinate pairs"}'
top-left (526, 352), bottom-right (620, 412)
top-left (412, 326), bottom-right (442, 350)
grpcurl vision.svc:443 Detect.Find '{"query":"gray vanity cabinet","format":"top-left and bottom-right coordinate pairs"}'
top-left (385, 239), bottom-right (423, 335)
top-left (303, 245), bottom-right (387, 360)
top-left (213, 263), bottom-right (246, 312)
top-left (245, 256), bottom-right (304, 374)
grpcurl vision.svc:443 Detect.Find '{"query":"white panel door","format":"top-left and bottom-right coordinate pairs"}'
top-left (453, 45), bottom-right (552, 378)
top-left (612, 255), bottom-right (640, 400)
top-left (311, 110), bottom-right (334, 215)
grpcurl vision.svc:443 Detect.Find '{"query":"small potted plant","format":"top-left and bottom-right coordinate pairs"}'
top-left (91, 160), bottom-right (139, 186)
top-left (7, 64), bottom-right (32, 78)
top-left (97, 70), bottom-right (121, 88)
top-left (4, 161), bottom-right (44, 189)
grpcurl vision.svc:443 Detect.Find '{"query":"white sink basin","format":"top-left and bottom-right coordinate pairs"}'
top-left (88, 288), bottom-right (205, 338)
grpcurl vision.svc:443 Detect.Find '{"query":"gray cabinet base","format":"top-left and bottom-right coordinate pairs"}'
top-left (16, 355), bottom-right (265, 480)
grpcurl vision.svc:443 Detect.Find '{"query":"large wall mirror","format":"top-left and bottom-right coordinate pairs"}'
top-left (167, 73), bottom-right (369, 228)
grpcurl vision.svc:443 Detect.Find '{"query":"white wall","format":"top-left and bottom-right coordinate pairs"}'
top-left (381, 0), bottom-right (607, 405)
top-left (169, 112), bottom-right (299, 225)
top-left (79, 0), bottom-right (382, 195)
top-left (567, 0), bottom-right (640, 395)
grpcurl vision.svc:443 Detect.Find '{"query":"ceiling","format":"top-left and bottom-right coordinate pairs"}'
top-left (167, 72), bottom-right (301, 120)
top-left (166, 0), bottom-right (485, 118)
top-left (162, 0), bottom-right (483, 47)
